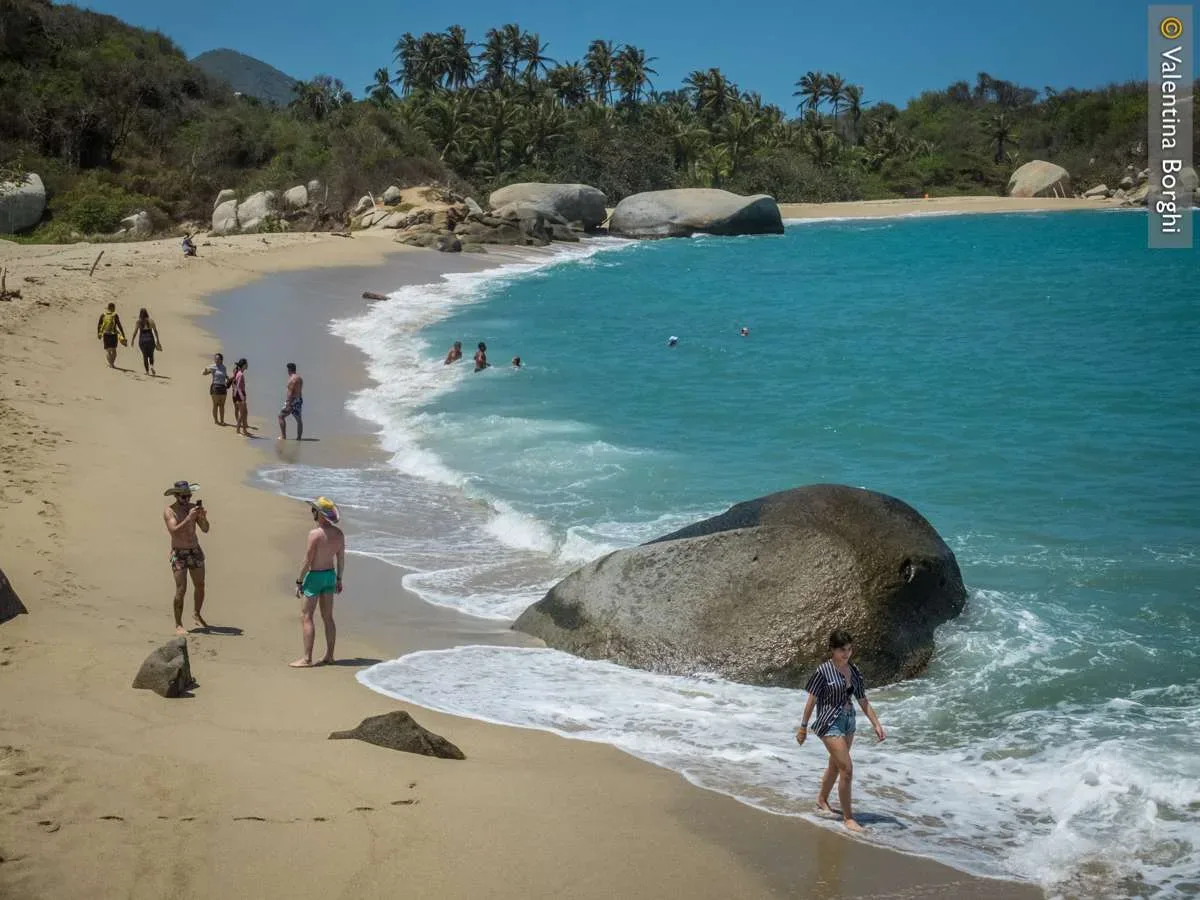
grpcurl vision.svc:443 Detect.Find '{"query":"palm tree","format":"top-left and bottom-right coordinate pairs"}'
top-left (424, 93), bottom-right (475, 163)
top-left (519, 32), bottom-right (556, 89)
top-left (501, 23), bottom-right (523, 79)
top-left (987, 112), bottom-right (1016, 163)
top-left (366, 67), bottom-right (396, 106)
top-left (793, 70), bottom-right (826, 113)
top-left (613, 45), bottom-right (656, 105)
top-left (442, 25), bottom-right (476, 90)
top-left (684, 68), bottom-right (736, 124)
top-left (843, 84), bottom-right (868, 143)
top-left (546, 62), bottom-right (590, 107)
top-left (584, 40), bottom-right (617, 105)
top-left (480, 28), bottom-right (509, 90)
top-left (824, 72), bottom-right (846, 121)
top-left (393, 33), bottom-right (419, 95)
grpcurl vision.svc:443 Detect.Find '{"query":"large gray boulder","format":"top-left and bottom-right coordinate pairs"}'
top-left (1179, 167), bottom-right (1198, 193)
top-left (1007, 161), bottom-right (1071, 198)
top-left (1082, 184), bottom-right (1110, 199)
top-left (283, 185), bottom-right (308, 210)
top-left (513, 484), bottom-right (967, 688)
top-left (132, 637), bottom-right (195, 698)
top-left (0, 566), bottom-right (27, 625)
top-left (488, 183), bottom-right (608, 231)
top-left (238, 190), bottom-right (277, 224)
top-left (214, 188), bottom-right (236, 209)
top-left (609, 188), bottom-right (784, 239)
top-left (211, 198), bottom-right (239, 235)
top-left (329, 711), bottom-right (465, 759)
top-left (0, 173), bottom-right (47, 234)
top-left (381, 185), bottom-right (403, 205)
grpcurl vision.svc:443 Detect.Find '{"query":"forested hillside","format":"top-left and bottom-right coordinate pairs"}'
top-left (190, 49), bottom-right (299, 107)
top-left (2, 0), bottom-right (1192, 240)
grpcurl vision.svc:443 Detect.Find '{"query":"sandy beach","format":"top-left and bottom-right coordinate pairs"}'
top-left (0, 225), bottom-right (1041, 899)
top-left (779, 195), bottom-right (1120, 219)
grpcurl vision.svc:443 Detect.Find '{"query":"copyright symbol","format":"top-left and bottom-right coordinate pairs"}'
top-left (1160, 16), bottom-right (1183, 40)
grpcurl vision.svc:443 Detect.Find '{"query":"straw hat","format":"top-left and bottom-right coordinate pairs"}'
top-left (164, 480), bottom-right (199, 496)
top-left (310, 497), bottom-right (340, 524)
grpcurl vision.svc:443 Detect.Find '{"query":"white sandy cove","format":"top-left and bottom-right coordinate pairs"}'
top-left (0, 221), bottom-right (1037, 899)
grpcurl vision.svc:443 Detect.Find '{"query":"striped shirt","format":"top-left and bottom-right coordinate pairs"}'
top-left (804, 661), bottom-right (867, 737)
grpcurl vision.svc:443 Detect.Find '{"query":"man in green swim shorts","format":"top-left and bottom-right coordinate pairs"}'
top-left (291, 497), bottom-right (345, 668)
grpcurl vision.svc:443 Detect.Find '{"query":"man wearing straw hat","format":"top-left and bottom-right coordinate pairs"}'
top-left (291, 497), bottom-right (345, 668)
top-left (163, 480), bottom-right (210, 635)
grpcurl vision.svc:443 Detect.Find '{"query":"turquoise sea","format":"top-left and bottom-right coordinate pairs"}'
top-left (263, 210), bottom-right (1199, 898)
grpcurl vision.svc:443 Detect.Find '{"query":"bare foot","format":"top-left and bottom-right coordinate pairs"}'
top-left (317, 656), bottom-right (335, 666)
top-left (843, 818), bottom-right (865, 833)
top-left (289, 658), bottom-right (314, 668)
top-left (193, 612), bottom-right (209, 629)
top-left (816, 800), bottom-right (838, 816)
top-left (174, 625), bottom-right (187, 635)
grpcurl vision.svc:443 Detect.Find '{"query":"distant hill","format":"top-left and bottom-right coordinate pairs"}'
top-left (190, 49), bottom-right (298, 106)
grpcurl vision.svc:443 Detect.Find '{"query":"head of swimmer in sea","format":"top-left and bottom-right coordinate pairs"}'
top-left (512, 356), bottom-right (521, 367)
top-left (453, 341), bottom-right (462, 350)
top-left (828, 629), bottom-right (853, 666)
top-left (478, 341), bottom-right (487, 352)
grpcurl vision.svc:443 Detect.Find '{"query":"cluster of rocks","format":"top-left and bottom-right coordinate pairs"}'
top-left (1010, 159), bottom-right (1200, 209)
top-left (210, 179), bottom-right (338, 236)
top-left (350, 182), bottom-right (785, 252)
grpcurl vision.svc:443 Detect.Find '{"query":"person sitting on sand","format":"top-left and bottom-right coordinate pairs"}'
top-left (96, 302), bottom-right (126, 368)
top-left (231, 358), bottom-right (250, 436)
top-left (511, 356), bottom-right (521, 368)
top-left (795, 629), bottom-right (887, 833)
top-left (444, 341), bottom-right (463, 364)
top-left (163, 481), bottom-right (210, 635)
top-left (292, 497), bottom-right (345, 668)
top-left (181, 234), bottom-right (197, 257)
top-left (130, 307), bottom-right (162, 376)
top-left (278, 362), bottom-right (303, 440)
top-left (201, 353), bottom-right (229, 426)
top-left (474, 342), bottom-right (489, 372)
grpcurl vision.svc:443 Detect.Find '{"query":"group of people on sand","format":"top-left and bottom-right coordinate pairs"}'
top-left (163, 481), bottom-right (345, 668)
top-left (443, 340), bottom-right (521, 371)
top-left (97, 302), bottom-right (343, 668)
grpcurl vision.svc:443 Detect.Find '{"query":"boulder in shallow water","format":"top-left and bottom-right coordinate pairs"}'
top-left (609, 188), bottom-right (784, 239)
top-left (132, 637), bottom-right (195, 698)
top-left (513, 484), bottom-right (967, 688)
top-left (1007, 161), bottom-right (1071, 198)
top-left (329, 711), bottom-right (465, 759)
top-left (0, 566), bottom-right (28, 625)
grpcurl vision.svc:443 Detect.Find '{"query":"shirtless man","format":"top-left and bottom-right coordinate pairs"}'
top-left (444, 341), bottom-right (463, 364)
top-left (473, 341), bottom-right (489, 372)
top-left (291, 497), bottom-right (345, 667)
top-left (278, 362), bottom-right (303, 440)
top-left (163, 480), bottom-right (210, 634)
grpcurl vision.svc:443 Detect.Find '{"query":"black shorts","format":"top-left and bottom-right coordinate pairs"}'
top-left (210, 384), bottom-right (228, 396)
top-left (102, 333), bottom-right (118, 350)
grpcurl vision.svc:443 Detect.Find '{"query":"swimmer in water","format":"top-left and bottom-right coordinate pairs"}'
top-left (474, 342), bottom-right (489, 372)
top-left (740, 326), bottom-right (750, 336)
top-left (667, 336), bottom-right (679, 347)
top-left (512, 356), bottom-right (522, 368)
top-left (444, 341), bottom-right (463, 364)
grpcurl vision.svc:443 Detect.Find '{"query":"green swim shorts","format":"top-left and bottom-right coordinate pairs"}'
top-left (301, 568), bottom-right (337, 597)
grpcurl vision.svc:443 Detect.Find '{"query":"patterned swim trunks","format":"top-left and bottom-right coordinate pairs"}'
top-left (169, 547), bottom-right (205, 572)
top-left (280, 397), bottom-right (303, 418)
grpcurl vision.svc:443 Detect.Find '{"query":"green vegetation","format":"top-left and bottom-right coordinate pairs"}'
top-left (2, 1), bottom-right (1195, 241)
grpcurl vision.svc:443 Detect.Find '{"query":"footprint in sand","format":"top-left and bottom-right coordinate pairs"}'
top-left (390, 799), bottom-right (419, 807)
top-left (98, 815), bottom-right (124, 822)
top-left (312, 817), bottom-right (328, 822)
top-left (37, 820), bottom-right (60, 833)
top-left (233, 816), bottom-right (267, 822)
top-left (351, 806), bottom-right (374, 812)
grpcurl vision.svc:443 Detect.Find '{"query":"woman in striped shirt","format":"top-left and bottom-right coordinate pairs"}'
top-left (795, 629), bottom-right (887, 832)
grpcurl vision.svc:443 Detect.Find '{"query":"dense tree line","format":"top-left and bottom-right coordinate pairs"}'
top-left (2, 1), bottom-right (1193, 240)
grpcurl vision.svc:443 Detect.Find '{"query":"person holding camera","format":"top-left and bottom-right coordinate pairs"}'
top-left (163, 480), bottom-right (210, 634)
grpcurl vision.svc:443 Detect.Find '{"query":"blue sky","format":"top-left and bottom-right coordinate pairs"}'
top-left (83, 0), bottom-right (1161, 109)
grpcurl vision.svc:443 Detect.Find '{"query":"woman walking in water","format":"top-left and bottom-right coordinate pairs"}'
top-left (795, 629), bottom-right (886, 832)
top-left (231, 358), bottom-right (250, 436)
top-left (129, 308), bottom-right (162, 375)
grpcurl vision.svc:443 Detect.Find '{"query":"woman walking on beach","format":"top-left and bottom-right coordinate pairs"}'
top-left (231, 358), bottom-right (249, 436)
top-left (795, 629), bottom-right (886, 833)
top-left (201, 353), bottom-right (229, 426)
top-left (130, 308), bottom-right (162, 375)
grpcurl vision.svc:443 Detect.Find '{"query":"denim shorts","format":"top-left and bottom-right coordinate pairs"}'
top-left (825, 706), bottom-right (856, 738)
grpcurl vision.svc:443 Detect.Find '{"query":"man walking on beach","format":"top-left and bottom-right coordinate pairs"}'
top-left (163, 481), bottom-right (210, 634)
top-left (278, 362), bottom-right (303, 440)
top-left (96, 302), bottom-right (126, 368)
top-left (291, 497), bottom-right (344, 668)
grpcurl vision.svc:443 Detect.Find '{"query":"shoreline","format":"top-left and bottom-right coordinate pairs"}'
top-left (778, 195), bottom-right (1123, 220)
top-left (0, 232), bottom-right (1038, 898)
